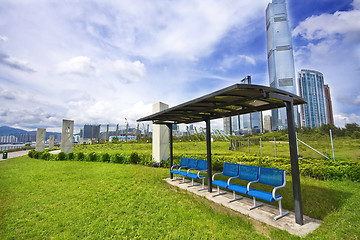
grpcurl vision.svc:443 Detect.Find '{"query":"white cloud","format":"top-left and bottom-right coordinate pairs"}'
top-left (110, 59), bottom-right (146, 84)
top-left (293, 10), bottom-right (360, 40)
top-left (0, 35), bottom-right (8, 42)
top-left (55, 56), bottom-right (96, 76)
top-left (334, 113), bottom-right (360, 128)
top-left (219, 54), bottom-right (256, 71)
top-left (354, 95), bottom-right (360, 105)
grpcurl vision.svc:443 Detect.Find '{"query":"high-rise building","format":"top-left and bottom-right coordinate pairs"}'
top-left (266, 0), bottom-right (299, 130)
top-left (324, 84), bottom-right (334, 125)
top-left (223, 76), bottom-right (263, 135)
top-left (83, 124), bottom-right (100, 140)
top-left (298, 69), bottom-right (328, 128)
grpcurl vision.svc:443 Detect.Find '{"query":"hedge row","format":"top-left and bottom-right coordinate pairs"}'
top-left (27, 150), bottom-right (154, 166)
top-left (27, 150), bottom-right (360, 182)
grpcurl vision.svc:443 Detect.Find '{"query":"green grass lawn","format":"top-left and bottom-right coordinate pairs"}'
top-left (1, 157), bottom-right (360, 239)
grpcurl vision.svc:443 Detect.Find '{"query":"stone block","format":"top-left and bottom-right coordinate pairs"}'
top-left (61, 119), bottom-right (74, 154)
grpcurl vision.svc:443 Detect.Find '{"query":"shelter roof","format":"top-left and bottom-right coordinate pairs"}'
top-left (137, 84), bottom-right (306, 124)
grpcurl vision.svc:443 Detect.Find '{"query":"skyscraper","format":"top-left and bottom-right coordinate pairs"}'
top-left (298, 69), bottom-right (328, 128)
top-left (266, 0), bottom-right (298, 130)
top-left (324, 84), bottom-right (334, 125)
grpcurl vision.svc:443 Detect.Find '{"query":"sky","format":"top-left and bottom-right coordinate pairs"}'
top-left (0, 0), bottom-right (359, 133)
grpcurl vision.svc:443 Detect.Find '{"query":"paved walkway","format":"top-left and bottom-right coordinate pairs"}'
top-left (165, 178), bottom-right (321, 237)
top-left (0, 149), bottom-right (61, 161)
top-left (1, 150), bottom-right (30, 161)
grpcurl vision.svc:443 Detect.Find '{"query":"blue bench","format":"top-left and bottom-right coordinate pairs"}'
top-left (228, 164), bottom-right (259, 202)
top-left (176, 158), bottom-right (208, 191)
top-left (212, 162), bottom-right (240, 200)
top-left (212, 163), bottom-right (259, 202)
top-left (170, 157), bottom-right (189, 181)
top-left (247, 167), bottom-right (289, 220)
top-left (212, 163), bottom-right (288, 221)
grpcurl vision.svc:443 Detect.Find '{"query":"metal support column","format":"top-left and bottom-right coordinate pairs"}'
top-left (167, 123), bottom-right (174, 179)
top-left (205, 118), bottom-right (212, 192)
top-left (285, 99), bottom-right (304, 225)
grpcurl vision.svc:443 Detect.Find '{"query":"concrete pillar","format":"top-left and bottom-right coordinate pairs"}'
top-left (49, 135), bottom-right (55, 149)
top-left (35, 128), bottom-right (46, 151)
top-left (152, 102), bottom-right (169, 162)
top-left (61, 119), bottom-right (74, 154)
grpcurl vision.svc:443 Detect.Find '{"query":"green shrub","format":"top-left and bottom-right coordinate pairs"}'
top-left (129, 152), bottom-right (141, 164)
top-left (139, 154), bottom-right (153, 166)
top-left (110, 153), bottom-right (125, 164)
top-left (88, 152), bottom-right (97, 162)
top-left (58, 152), bottom-right (66, 161)
top-left (33, 151), bottom-right (41, 159)
top-left (101, 153), bottom-right (110, 162)
top-left (159, 160), bottom-right (170, 168)
top-left (77, 152), bottom-right (85, 161)
top-left (40, 152), bottom-right (51, 160)
top-left (28, 149), bottom-right (36, 158)
top-left (68, 152), bottom-right (74, 160)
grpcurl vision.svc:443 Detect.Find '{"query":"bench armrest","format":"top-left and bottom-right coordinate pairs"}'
top-left (272, 173), bottom-right (286, 200)
top-left (171, 165), bottom-right (180, 171)
top-left (212, 172), bottom-right (223, 181)
top-left (247, 179), bottom-right (259, 191)
top-left (227, 175), bottom-right (239, 186)
top-left (198, 169), bottom-right (207, 178)
top-left (187, 168), bottom-right (196, 174)
top-left (272, 185), bottom-right (285, 201)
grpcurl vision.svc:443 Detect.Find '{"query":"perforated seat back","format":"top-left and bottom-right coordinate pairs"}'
top-left (180, 158), bottom-right (189, 167)
top-left (187, 158), bottom-right (198, 169)
top-left (223, 162), bottom-right (239, 177)
top-left (259, 167), bottom-right (284, 186)
top-left (239, 165), bottom-right (259, 182)
top-left (196, 160), bottom-right (207, 170)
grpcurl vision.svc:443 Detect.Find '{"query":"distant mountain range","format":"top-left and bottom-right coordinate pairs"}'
top-left (0, 126), bottom-right (60, 136)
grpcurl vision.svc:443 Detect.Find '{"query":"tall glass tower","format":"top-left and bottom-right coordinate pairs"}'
top-left (266, 0), bottom-right (298, 130)
top-left (298, 69), bottom-right (328, 128)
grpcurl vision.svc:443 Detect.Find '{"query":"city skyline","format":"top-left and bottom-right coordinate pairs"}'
top-left (0, 0), bottom-right (359, 132)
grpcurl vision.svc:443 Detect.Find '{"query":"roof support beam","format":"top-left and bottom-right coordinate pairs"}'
top-left (205, 118), bottom-right (212, 192)
top-left (285, 99), bottom-right (304, 225)
top-left (166, 123), bottom-right (174, 179)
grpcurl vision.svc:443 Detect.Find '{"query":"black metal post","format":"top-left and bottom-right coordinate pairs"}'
top-left (205, 118), bottom-right (212, 192)
top-left (285, 99), bottom-right (304, 225)
top-left (167, 124), bottom-right (174, 179)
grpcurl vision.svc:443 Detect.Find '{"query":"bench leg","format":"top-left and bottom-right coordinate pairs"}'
top-left (249, 197), bottom-right (263, 210)
top-left (274, 199), bottom-right (289, 221)
top-left (178, 176), bottom-right (190, 184)
top-left (228, 191), bottom-right (243, 203)
top-left (188, 178), bottom-right (200, 187)
top-left (212, 186), bottom-right (227, 196)
top-left (171, 174), bottom-right (182, 181)
top-left (198, 178), bottom-right (207, 191)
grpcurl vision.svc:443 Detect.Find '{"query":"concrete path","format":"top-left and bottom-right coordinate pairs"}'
top-left (0, 149), bottom-right (61, 161)
top-left (165, 178), bottom-right (321, 237)
top-left (0, 150), bottom-right (30, 161)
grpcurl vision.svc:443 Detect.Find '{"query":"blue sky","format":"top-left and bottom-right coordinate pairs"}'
top-left (0, 0), bottom-right (359, 132)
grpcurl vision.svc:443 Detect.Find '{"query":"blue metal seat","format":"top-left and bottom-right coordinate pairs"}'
top-left (184, 159), bottom-right (208, 191)
top-left (170, 158), bottom-right (189, 181)
top-left (212, 162), bottom-right (239, 198)
top-left (247, 167), bottom-right (289, 220)
top-left (228, 165), bottom-right (259, 202)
